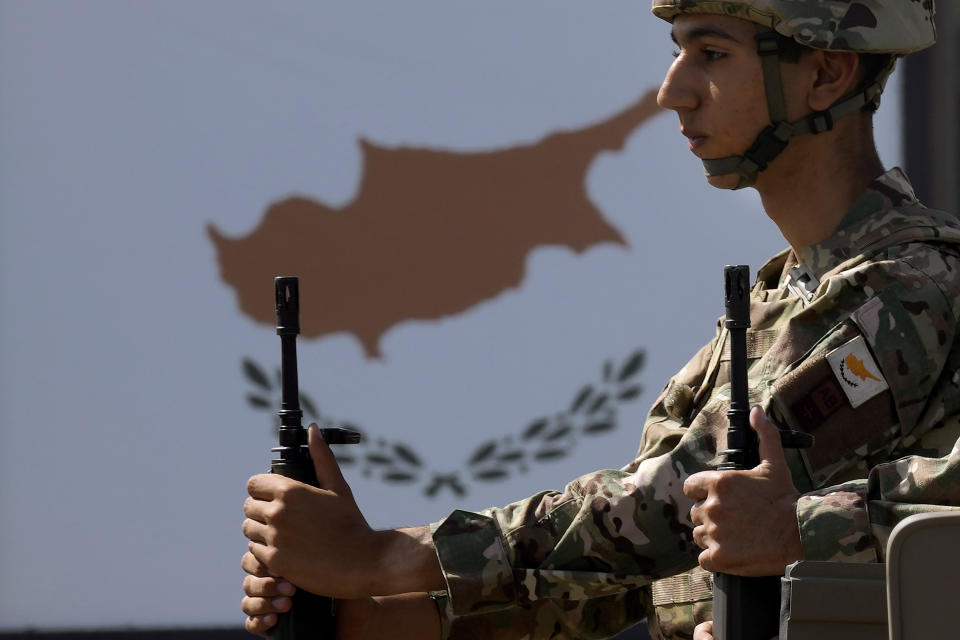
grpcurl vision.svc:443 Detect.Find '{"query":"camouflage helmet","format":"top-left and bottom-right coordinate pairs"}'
top-left (651, 1), bottom-right (936, 54)
top-left (651, 0), bottom-right (937, 189)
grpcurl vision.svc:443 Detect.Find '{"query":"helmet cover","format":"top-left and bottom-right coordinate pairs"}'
top-left (651, 0), bottom-right (936, 54)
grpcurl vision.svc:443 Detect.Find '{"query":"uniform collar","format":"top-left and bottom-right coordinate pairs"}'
top-left (790, 167), bottom-right (920, 284)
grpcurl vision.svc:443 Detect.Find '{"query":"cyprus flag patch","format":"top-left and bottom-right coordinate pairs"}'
top-left (826, 335), bottom-right (889, 408)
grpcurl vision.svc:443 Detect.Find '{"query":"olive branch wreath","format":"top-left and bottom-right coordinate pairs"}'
top-left (243, 348), bottom-right (645, 497)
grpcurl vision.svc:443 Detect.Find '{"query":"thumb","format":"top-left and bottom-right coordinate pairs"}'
top-left (749, 406), bottom-right (789, 472)
top-left (308, 424), bottom-right (349, 493)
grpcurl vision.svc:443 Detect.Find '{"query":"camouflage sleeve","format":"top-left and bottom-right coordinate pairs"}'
top-left (795, 242), bottom-right (960, 564)
top-left (795, 479), bottom-right (875, 563)
top-left (431, 586), bottom-right (652, 640)
top-left (796, 435), bottom-right (960, 563)
top-left (427, 333), bottom-right (722, 631)
top-left (866, 434), bottom-right (960, 555)
top-left (430, 416), bottom-right (718, 619)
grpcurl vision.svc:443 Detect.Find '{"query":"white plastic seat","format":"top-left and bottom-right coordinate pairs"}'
top-left (885, 511), bottom-right (960, 640)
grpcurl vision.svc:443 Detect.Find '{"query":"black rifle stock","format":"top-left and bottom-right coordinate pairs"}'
top-left (270, 276), bottom-right (361, 640)
top-left (712, 266), bottom-right (812, 640)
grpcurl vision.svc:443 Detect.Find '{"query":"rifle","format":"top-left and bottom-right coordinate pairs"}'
top-left (712, 265), bottom-right (812, 640)
top-left (271, 276), bottom-right (361, 639)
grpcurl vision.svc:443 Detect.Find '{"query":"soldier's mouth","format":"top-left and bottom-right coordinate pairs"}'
top-left (681, 128), bottom-right (708, 152)
top-left (688, 136), bottom-right (708, 152)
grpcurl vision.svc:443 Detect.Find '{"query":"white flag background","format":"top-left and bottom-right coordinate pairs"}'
top-left (0, 0), bottom-right (902, 630)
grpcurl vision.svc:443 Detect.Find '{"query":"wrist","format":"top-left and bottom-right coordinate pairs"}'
top-left (336, 594), bottom-right (442, 640)
top-left (371, 527), bottom-right (445, 595)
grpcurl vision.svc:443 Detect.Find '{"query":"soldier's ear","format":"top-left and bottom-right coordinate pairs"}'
top-left (808, 50), bottom-right (860, 112)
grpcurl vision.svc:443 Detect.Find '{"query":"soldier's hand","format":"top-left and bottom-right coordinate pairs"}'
top-left (693, 621), bottom-right (713, 640)
top-left (242, 424), bottom-right (378, 598)
top-left (683, 406), bottom-right (803, 576)
top-left (694, 621), bottom-right (777, 640)
top-left (240, 550), bottom-right (293, 636)
top-left (238, 552), bottom-right (425, 640)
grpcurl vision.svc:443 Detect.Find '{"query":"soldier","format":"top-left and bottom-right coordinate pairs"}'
top-left (240, 1), bottom-right (960, 639)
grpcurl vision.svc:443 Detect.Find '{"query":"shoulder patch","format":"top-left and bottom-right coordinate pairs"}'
top-left (825, 335), bottom-right (888, 409)
top-left (769, 329), bottom-right (899, 487)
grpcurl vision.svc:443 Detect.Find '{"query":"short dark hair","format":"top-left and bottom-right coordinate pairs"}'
top-left (857, 53), bottom-right (894, 113)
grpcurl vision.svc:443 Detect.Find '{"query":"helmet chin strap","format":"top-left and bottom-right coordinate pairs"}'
top-left (701, 25), bottom-right (893, 190)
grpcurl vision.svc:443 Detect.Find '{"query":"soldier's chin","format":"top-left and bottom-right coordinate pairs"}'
top-left (705, 172), bottom-right (742, 190)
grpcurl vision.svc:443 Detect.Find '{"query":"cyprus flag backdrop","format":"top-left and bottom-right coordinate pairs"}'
top-left (0, 1), bottom-right (903, 631)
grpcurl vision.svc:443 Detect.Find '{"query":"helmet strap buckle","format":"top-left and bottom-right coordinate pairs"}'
top-left (742, 122), bottom-right (792, 173)
top-left (807, 110), bottom-right (835, 134)
top-left (755, 31), bottom-right (781, 57)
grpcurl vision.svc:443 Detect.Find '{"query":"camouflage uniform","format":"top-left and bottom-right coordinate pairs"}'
top-left (429, 169), bottom-right (960, 639)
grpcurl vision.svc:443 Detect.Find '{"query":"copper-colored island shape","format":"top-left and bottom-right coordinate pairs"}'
top-left (208, 91), bottom-right (661, 358)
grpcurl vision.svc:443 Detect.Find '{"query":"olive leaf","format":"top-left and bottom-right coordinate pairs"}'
top-left (587, 393), bottom-right (609, 414)
top-left (244, 346), bottom-right (645, 498)
top-left (617, 350), bottom-right (645, 382)
top-left (394, 444), bottom-right (423, 467)
top-left (246, 394), bottom-right (271, 409)
top-left (534, 449), bottom-right (567, 461)
top-left (584, 421), bottom-right (615, 435)
top-left (448, 477), bottom-right (466, 497)
top-left (617, 385), bottom-right (643, 401)
top-left (475, 469), bottom-right (508, 481)
top-left (243, 358), bottom-right (272, 390)
top-left (498, 450), bottom-right (524, 463)
top-left (523, 418), bottom-right (549, 440)
top-left (546, 425), bottom-right (572, 441)
top-left (384, 472), bottom-right (416, 483)
top-left (570, 385), bottom-right (594, 413)
top-left (603, 360), bottom-right (613, 382)
top-left (468, 441), bottom-right (497, 465)
top-left (426, 474), bottom-right (465, 497)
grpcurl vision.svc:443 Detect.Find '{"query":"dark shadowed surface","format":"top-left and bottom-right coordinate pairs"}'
top-left (0, 622), bottom-right (653, 639)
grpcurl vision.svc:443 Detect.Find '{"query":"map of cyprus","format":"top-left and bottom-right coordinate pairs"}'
top-left (208, 90), bottom-right (661, 358)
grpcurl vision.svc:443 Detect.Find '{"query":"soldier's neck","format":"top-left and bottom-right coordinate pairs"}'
top-left (755, 120), bottom-right (884, 260)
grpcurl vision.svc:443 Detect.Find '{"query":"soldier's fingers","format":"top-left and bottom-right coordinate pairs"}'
top-left (245, 614), bottom-right (278, 637)
top-left (691, 523), bottom-right (708, 551)
top-left (751, 406), bottom-right (789, 471)
top-left (244, 575), bottom-right (296, 598)
top-left (241, 551), bottom-right (270, 577)
top-left (248, 540), bottom-right (281, 574)
top-left (247, 473), bottom-right (291, 500)
top-left (242, 595), bottom-right (292, 617)
top-left (697, 546), bottom-right (718, 572)
top-left (243, 496), bottom-right (273, 523)
top-left (241, 518), bottom-right (271, 545)
top-left (689, 500), bottom-right (705, 526)
top-left (693, 620), bottom-right (714, 640)
top-left (683, 471), bottom-right (716, 501)
top-left (309, 424), bottom-right (351, 493)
